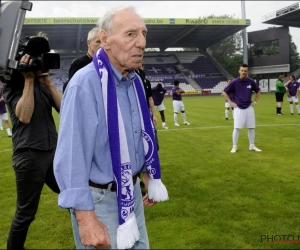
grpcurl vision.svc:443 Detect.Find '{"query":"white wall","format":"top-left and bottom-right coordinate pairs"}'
top-left (256, 79), bottom-right (277, 92)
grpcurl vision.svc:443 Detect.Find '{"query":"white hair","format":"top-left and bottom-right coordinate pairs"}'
top-left (87, 27), bottom-right (101, 41)
top-left (31, 31), bottom-right (48, 40)
top-left (96, 6), bottom-right (137, 34)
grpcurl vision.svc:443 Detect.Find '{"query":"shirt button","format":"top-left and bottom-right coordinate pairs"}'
top-left (132, 109), bottom-right (134, 112)
top-left (135, 130), bottom-right (137, 133)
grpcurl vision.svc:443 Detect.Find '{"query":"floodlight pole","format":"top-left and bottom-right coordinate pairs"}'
top-left (241, 0), bottom-right (248, 64)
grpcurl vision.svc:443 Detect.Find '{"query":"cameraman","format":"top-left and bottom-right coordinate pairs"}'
top-left (3, 34), bottom-right (62, 249)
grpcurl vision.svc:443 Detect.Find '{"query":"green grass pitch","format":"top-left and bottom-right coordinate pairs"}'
top-left (1, 93), bottom-right (300, 249)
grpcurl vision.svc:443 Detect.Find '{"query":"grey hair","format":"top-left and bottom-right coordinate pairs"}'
top-left (35, 31), bottom-right (48, 40)
top-left (97, 6), bottom-right (136, 34)
top-left (29, 31), bottom-right (48, 40)
top-left (87, 27), bottom-right (101, 41)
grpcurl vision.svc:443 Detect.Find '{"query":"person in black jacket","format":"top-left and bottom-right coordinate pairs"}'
top-left (3, 34), bottom-right (62, 249)
top-left (63, 27), bottom-right (101, 92)
top-left (136, 65), bottom-right (158, 194)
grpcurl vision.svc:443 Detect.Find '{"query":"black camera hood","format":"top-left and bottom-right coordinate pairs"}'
top-left (18, 36), bottom-right (50, 59)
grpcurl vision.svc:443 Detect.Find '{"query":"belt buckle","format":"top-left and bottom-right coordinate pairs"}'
top-left (108, 181), bottom-right (116, 192)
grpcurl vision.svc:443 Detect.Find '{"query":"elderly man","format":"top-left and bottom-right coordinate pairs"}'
top-left (63, 27), bottom-right (101, 92)
top-left (54, 6), bottom-right (168, 250)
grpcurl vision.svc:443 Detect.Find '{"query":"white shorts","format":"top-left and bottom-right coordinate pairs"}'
top-left (234, 106), bottom-right (255, 129)
top-left (0, 113), bottom-right (8, 120)
top-left (225, 102), bottom-right (233, 108)
top-left (173, 100), bottom-right (184, 113)
top-left (287, 96), bottom-right (298, 103)
top-left (155, 103), bottom-right (166, 111)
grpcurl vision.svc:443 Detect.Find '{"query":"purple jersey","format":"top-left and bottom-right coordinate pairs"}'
top-left (224, 82), bottom-right (234, 103)
top-left (0, 93), bottom-right (7, 114)
top-left (172, 87), bottom-right (182, 101)
top-left (224, 77), bottom-right (259, 109)
top-left (152, 87), bottom-right (166, 106)
top-left (287, 81), bottom-right (299, 96)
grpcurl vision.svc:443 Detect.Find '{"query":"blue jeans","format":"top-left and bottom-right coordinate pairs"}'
top-left (70, 178), bottom-right (149, 249)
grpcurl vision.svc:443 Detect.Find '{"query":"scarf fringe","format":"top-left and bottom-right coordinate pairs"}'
top-left (148, 179), bottom-right (169, 202)
top-left (117, 214), bottom-right (140, 249)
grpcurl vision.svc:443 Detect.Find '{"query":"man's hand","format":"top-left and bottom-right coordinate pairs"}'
top-left (75, 210), bottom-right (111, 248)
top-left (143, 193), bottom-right (157, 207)
top-left (142, 172), bottom-right (157, 207)
top-left (152, 115), bottom-right (157, 126)
top-left (37, 73), bottom-right (53, 88)
top-left (20, 54), bottom-right (35, 80)
top-left (230, 101), bottom-right (238, 108)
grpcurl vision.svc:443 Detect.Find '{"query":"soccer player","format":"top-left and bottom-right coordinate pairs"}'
top-left (222, 64), bottom-right (261, 153)
top-left (172, 80), bottom-right (190, 126)
top-left (152, 83), bottom-right (168, 129)
top-left (275, 75), bottom-right (286, 115)
top-left (224, 79), bottom-right (234, 120)
top-left (284, 75), bottom-right (300, 115)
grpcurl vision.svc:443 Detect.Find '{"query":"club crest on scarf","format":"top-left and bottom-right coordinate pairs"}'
top-left (142, 130), bottom-right (156, 176)
top-left (121, 163), bottom-right (134, 220)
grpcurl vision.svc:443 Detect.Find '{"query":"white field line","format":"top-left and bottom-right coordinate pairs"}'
top-left (0, 149), bottom-right (12, 153)
top-left (157, 123), bottom-right (300, 132)
top-left (1, 123), bottom-right (299, 153)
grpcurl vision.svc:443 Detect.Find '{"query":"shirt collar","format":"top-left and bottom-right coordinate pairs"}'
top-left (110, 63), bottom-right (136, 83)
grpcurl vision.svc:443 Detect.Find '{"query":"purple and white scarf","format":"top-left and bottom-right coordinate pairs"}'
top-left (93, 48), bottom-right (168, 249)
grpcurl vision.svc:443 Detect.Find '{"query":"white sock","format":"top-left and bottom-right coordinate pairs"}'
top-left (225, 110), bottom-right (229, 118)
top-left (248, 128), bottom-right (255, 145)
top-left (290, 104), bottom-right (294, 113)
top-left (232, 128), bottom-right (240, 146)
top-left (6, 128), bottom-right (12, 135)
top-left (181, 113), bottom-right (187, 122)
top-left (174, 113), bottom-right (178, 123)
top-left (296, 104), bottom-right (300, 113)
top-left (162, 122), bottom-right (166, 127)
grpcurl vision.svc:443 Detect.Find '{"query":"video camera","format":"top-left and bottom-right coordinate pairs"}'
top-left (16, 36), bottom-right (60, 73)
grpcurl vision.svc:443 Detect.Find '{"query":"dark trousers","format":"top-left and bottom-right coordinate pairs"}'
top-left (154, 126), bottom-right (159, 151)
top-left (7, 148), bottom-right (60, 250)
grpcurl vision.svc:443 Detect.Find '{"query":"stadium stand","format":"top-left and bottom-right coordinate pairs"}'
top-left (174, 51), bottom-right (221, 75)
top-left (51, 55), bottom-right (84, 92)
top-left (209, 80), bottom-right (228, 94)
top-left (149, 80), bottom-right (196, 95)
top-left (50, 51), bottom-right (227, 94)
top-left (143, 51), bottom-right (227, 93)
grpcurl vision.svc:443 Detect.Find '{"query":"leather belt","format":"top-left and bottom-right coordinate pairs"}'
top-left (89, 174), bottom-right (139, 192)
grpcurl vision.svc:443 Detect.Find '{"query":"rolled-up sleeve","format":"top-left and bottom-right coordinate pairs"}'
top-left (54, 72), bottom-right (99, 210)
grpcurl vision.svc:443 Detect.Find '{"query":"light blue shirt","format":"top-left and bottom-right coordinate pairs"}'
top-left (54, 62), bottom-right (147, 210)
